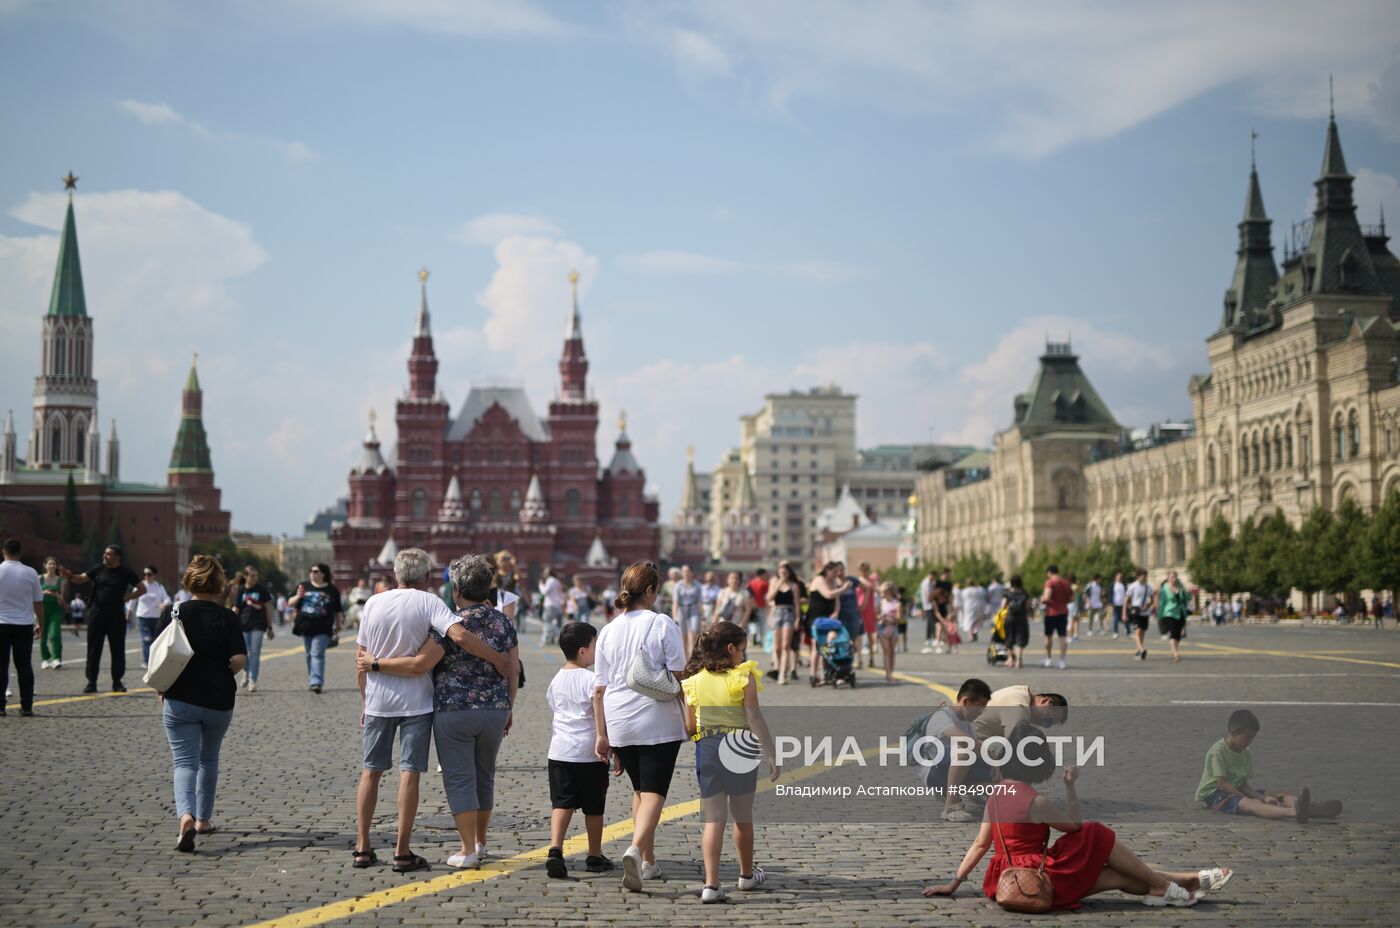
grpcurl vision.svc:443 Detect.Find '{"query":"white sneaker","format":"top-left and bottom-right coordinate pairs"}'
top-left (621, 846), bottom-right (643, 892)
top-left (52, 659), bottom-right (61, 669)
top-left (701, 885), bottom-right (728, 903)
top-left (1085, 629), bottom-right (1094, 637)
top-left (921, 646), bottom-right (934, 654)
top-left (446, 851), bottom-right (480, 869)
top-left (641, 860), bottom-right (664, 881)
top-left (40, 660), bottom-right (50, 669)
top-left (1112, 632), bottom-right (1119, 639)
top-left (1056, 660), bottom-right (1067, 670)
top-left (1159, 633), bottom-right (1170, 641)
top-left (475, 843), bottom-right (489, 860)
top-left (737, 866), bottom-right (767, 890)
top-left (1041, 658), bottom-right (1053, 668)
top-left (248, 679), bottom-right (257, 693)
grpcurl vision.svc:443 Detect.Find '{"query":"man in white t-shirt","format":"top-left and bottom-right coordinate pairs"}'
top-left (918, 569), bottom-right (936, 651)
top-left (1083, 575), bottom-right (1105, 637)
top-left (0, 539), bottom-right (44, 716)
top-left (1111, 571), bottom-right (1127, 638)
top-left (352, 547), bottom-right (509, 871)
top-left (539, 569), bottom-right (566, 646)
top-left (1124, 569), bottom-right (1155, 661)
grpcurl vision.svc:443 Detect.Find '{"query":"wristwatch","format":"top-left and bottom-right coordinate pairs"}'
top-left (371, 659), bottom-right (380, 673)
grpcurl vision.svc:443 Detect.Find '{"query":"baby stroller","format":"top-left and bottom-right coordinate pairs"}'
top-left (985, 604), bottom-right (1010, 666)
top-left (811, 616), bottom-right (857, 688)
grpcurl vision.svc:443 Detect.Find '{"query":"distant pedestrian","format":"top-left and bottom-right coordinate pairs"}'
top-left (1066, 574), bottom-right (1081, 641)
top-left (674, 565), bottom-right (704, 655)
top-left (232, 566), bottom-right (275, 691)
top-left (1125, 570), bottom-right (1155, 661)
top-left (69, 593), bottom-right (86, 635)
top-left (746, 567), bottom-right (770, 648)
top-left (1002, 575), bottom-right (1032, 670)
top-left (157, 555), bottom-right (246, 852)
top-left (288, 563), bottom-right (343, 694)
top-left (876, 580), bottom-right (901, 683)
top-left (62, 545), bottom-right (145, 693)
top-left (0, 539), bottom-right (43, 717)
top-left (1039, 565), bottom-right (1072, 669)
top-left (39, 557), bottom-right (66, 670)
top-left (135, 566), bottom-right (171, 669)
top-left (958, 576), bottom-right (987, 643)
top-left (538, 568), bottom-right (565, 646)
top-left (1158, 570), bottom-right (1189, 662)
top-left (856, 562), bottom-right (879, 666)
top-left (569, 576), bottom-right (593, 624)
top-left (1084, 575), bottom-right (1105, 637)
top-left (767, 562), bottom-right (803, 684)
top-left (1110, 571), bottom-right (1127, 639)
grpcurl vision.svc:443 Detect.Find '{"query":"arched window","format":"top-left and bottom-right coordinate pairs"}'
top-left (1286, 426), bottom-right (1294, 467)
top-left (1240, 446), bottom-right (1248, 476)
top-left (364, 500), bottom-right (375, 518)
top-left (73, 418), bottom-right (85, 465)
top-left (1262, 439), bottom-right (1271, 471)
top-left (49, 420), bottom-right (63, 463)
top-left (620, 497), bottom-right (631, 517)
top-left (1335, 416), bottom-right (1346, 459)
top-left (1273, 429), bottom-right (1282, 470)
top-left (565, 488), bottom-right (581, 518)
top-left (411, 488), bottom-right (428, 518)
top-left (55, 333), bottom-right (67, 376)
top-left (1348, 410), bottom-right (1360, 459)
top-left (470, 488), bottom-right (482, 512)
top-left (509, 488), bottom-right (522, 513)
top-left (488, 489), bottom-right (503, 518)
top-left (1206, 448), bottom-right (1216, 485)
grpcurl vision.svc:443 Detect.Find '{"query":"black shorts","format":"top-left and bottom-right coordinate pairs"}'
top-left (1130, 610), bottom-right (1150, 631)
top-left (1163, 616), bottom-right (1187, 641)
top-left (1043, 613), bottom-right (1068, 638)
top-left (614, 741), bottom-right (682, 796)
top-left (548, 759), bottom-right (609, 816)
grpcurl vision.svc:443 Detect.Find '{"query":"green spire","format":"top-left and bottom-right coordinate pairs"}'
top-left (168, 354), bottom-right (213, 473)
top-left (185, 354), bottom-right (201, 393)
top-left (1320, 112), bottom-right (1349, 178)
top-left (47, 194), bottom-right (88, 317)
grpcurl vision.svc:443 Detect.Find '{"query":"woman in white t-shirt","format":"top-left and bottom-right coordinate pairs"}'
top-left (592, 562), bottom-right (686, 894)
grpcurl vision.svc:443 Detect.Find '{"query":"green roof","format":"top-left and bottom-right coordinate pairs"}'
top-left (168, 417), bottom-right (213, 473)
top-left (1013, 345), bottom-right (1118, 437)
top-left (47, 198), bottom-right (88, 317)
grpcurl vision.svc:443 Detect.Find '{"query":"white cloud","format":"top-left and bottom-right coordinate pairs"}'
top-left (654, 0), bottom-right (1400, 156)
top-left (304, 0), bottom-right (567, 37)
top-left (477, 234), bottom-right (599, 367)
top-left (116, 99), bottom-right (319, 164)
top-left (674, 29), bottom-right (731, 78)
top-left (456, 211), bottom-right (563, 247)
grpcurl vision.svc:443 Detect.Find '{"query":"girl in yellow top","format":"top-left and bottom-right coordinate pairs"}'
top-left (681, 621), bottom-right (781, 903)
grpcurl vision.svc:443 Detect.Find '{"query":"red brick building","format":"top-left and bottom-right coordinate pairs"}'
top-left (0, 176), bottom-right (225, 579)
top-left (331, 270), bottom-right (660, 584)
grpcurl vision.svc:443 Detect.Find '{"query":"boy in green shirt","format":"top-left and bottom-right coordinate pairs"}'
top-left (1196, 710), bottom-right (1341, 822)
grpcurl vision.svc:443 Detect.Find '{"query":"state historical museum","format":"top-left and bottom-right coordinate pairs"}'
top-left (331, 271), bottom-right (659, 584)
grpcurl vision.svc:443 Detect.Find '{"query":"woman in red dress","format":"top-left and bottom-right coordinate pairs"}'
top-left (923, 723), bottom-right (1232, 909)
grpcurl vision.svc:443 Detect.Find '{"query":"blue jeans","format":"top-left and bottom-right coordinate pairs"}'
top-left (243, 629), bottom-right (265, 682)
top-left (138, 616), bottom-right (159, 665)
top-left (1111, 605), bottom-right (1128, 636)
top-left (303, 633), bottom-right (330, 687)
top-left (162, 697), bottom-right (233, 821)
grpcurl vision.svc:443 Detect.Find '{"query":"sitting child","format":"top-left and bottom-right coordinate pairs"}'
top-left (1196, 709), bottom-right (1342, 822)
top-left (908, 678), bottom-right (993, 821)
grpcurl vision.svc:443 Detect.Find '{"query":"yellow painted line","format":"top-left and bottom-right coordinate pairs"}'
top-left (7, 644), bottom-right (319, 710)
top-left (888, 672), bottom-right (959, 700)
top-left (1190, 641), bottom-right (1400, 670)
top-left (242, 735), bottom-right (885, 928)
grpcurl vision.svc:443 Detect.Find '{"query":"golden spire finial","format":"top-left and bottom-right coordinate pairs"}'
top-left (908, 493), bottom-right (919, 507)
top-left (418, 266), bottom-right (429, 284)
top-left (569, 269), bottom-right (580, 287)
top-left (618, 410), bottom-right (627, 433)
top-left (687, 445), bottom-right (695, 464)
top-left (191, 351), bottom-right (198, 368)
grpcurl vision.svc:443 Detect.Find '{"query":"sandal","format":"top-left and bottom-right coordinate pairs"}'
top-left (352, 849), bottom-right (378, 869)
top-left (392, 853), bottom-right (430, 873)
top-left (195, 825), bottom-right (219, 836)
top-left (176, 827), bottom-right (196, 854)
top-left (1197, 867), bottom-right (1232, 895)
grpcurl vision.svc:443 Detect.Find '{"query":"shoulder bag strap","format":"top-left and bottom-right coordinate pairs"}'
top-left (992, 791), bottom-right (1051, 872)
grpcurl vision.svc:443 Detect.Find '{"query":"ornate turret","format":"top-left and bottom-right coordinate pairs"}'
top-left (167, 353), bottom-right (231, 543)
top-left (1, 410), bottom-right (16, 482)
top-left (1222, 135), bottom-right (1279, 330)
top-left (105, 418), bottom-right (119, 482)
top-left (607, 411), bottom-right (640, 475)
top-left (83, 414), bottom-right (101, 484)
top-left (348, 409), bottom-right (395, 526)
top-left (1302, 106), bottom-right (1383, 296)
top-left (30, 172), bottom-right (97, 469)
top-left (520, 473), bottom-right (550, 524)
top-left (408, 267), bottom-right (439, 400)
top-left (558, 270), bottom-right (589, 401)
top-left (439, 474), bottom-right (466, 521)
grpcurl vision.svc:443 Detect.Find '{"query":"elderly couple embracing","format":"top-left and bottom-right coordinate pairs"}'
top-left (353, 548), bottom-right (519, 873)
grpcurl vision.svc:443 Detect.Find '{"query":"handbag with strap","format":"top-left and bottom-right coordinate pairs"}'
top-left (991, 795), bottom-right (1054, 913)
top-left (143, 603), bottom-right (194, 693)
top-left (625, 611), bottom-right (681, 701)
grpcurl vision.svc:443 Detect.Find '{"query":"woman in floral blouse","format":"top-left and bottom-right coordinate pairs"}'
top-left (429, 554), bottom-right (519, 869)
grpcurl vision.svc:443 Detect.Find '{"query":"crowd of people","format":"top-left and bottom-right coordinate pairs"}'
top-left (0, 538), bottom-right (1351, 910)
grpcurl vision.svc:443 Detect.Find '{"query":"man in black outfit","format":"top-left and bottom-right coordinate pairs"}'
top-left (62, 546), bottom-right (145, 693)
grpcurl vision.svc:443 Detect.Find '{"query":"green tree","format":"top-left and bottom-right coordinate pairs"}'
top-left (1241, 509), bottom-right (1296, 606)
top-left (1363, 489), bottom-right (1400, 606)
top-left (60, 473), bottom-right (83, 544)
top-left (192, 536), bottom-right (290, 595)
top-left (1318, 498), bottom-right (1369, 606)
top-left (1188, 514), bottom-right (1239, 595)
top-left (1069, 537), bottom-right (1136, 583)
top-left (950, 551), bottom-right (1002, 586)
top-left (1292, 507), bottom-right (1333, 614)
top-left (105, 515), bottom-right (125, 552)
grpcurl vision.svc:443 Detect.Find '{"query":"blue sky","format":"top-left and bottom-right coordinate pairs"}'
top-left (2, 0), bottom-right (1398, 535)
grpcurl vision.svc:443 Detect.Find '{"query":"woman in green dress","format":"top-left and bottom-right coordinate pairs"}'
top-left (40, 557), bottom-right (67, 669)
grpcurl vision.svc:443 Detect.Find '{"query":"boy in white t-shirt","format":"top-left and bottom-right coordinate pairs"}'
top-left (545, 621), bottom-right (614, 878)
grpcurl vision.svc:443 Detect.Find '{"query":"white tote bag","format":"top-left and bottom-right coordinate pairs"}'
top-left (143, 604), bottom-right (194, 692)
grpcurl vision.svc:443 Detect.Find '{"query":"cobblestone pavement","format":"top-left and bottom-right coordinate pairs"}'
top-left (3, 620), bottom-right (1399, 927)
